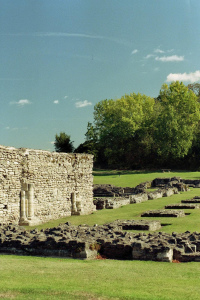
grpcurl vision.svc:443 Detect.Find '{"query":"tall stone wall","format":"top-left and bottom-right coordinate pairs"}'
top-left (0, 145), bottom-right (95, 225)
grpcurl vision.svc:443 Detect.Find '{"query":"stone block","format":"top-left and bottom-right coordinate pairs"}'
top-left (129, 193), bottom-right (148, 203)
top-left (165, 204), bottom-right (200, 209)
top-left (156, 247), bottom-right (173, 262)
top-left (112, 220), bottom-right (161, 231)
top-left (148, 190), bottom-right (163, 200)
top-left (141, 209), bottom-right (185, 218)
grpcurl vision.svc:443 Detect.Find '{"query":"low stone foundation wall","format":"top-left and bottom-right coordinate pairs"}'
top-left (141, 209), bottom-right (186, 218)
top-left (1, 223), bottom-right (200, 262)
top-left (110, 219), bottom-right (161, 231)
top-left (94, 197), bottom-right (130, 209)
top-left (93, 177), bottom-right (190, 210)
top-left (165, 204), bottom-right (200, 209)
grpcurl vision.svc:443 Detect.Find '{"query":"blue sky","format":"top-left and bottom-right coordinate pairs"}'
top-left (1, 0), bottom-right (200, 151)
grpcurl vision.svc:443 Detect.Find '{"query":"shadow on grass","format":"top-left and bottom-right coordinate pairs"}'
top-left (93, 169), bottom-right (193, 177)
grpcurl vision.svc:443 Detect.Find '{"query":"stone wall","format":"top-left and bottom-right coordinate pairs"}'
top-left (1, 223), bottom-right (200, 262)
top-left (0, 145), bottom-right (95, 225)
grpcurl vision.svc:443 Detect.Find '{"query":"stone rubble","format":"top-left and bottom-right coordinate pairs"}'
top-left (93, 177), bottom-right (190, 210)
top-left (165, 204), bottom-right (200, 209)
top-left (141, 209), bottom-right (186, 218)
top-left (182, 197), bottom-right (200, 204)
top-left (1, 222), bottom-right (200, 262)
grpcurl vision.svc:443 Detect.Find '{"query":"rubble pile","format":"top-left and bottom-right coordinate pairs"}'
top-left (1, 221), bottom-right (200, 262)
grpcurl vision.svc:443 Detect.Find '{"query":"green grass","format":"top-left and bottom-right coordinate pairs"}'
top-left (30, 187), bottom-right (200, 233)
top-left (1, 255), bottom-right (200, 300)
top-left (93, 169), bottom-right (200, 187)
top-left (4, 170), bottom-right (200, 299)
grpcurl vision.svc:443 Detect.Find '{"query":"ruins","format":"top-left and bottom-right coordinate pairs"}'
top-left (1, 221), bottom-right (200, 262)
top-left (1, 146), bottom-right (200, 263)
top-left (0, 145), bottom-right (95, 226)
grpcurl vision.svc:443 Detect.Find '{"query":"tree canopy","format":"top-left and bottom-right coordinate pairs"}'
top-left (188, 83), bottom-right (200, 101)
top-left (87, 93), bottom-right (155, 167)
top-left (68, 81), bottom-right (200, 169)
top-left (54, 132), bottom-right (74, 153)
top-left (154, 82), bottom-right (200, 159)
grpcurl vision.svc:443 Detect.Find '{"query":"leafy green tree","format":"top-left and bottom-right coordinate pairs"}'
top-left (54, 132), bottom-right (74, 153)
top-left (154, 81), bottom-right (200, 160)
top-left (91, 93), bottom-right (155, 167)
top-left (188, 83), bottom-right (200, 101)
top-left (74, 122), bottom-right (106, 165)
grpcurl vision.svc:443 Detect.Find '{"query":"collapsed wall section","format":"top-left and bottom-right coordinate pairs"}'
top-left (0, 145), bottom-right (95, 225)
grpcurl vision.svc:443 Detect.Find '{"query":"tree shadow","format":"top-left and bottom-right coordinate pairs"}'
top-left (93, 169), bottom-right (163, 176)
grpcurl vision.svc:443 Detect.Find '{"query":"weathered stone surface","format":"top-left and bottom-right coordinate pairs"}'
top-left (165, 204), bottom-right (200, 209)
top-left (0, 145), bottom-right (95, 225)
top-left (2, 224), bottom-right (200, 262)
top-left (129, 193), bottom-right (148, 203)
top-left (141, 209), bottom-right (185, 218)
top-left (151, 177), bottom-right (189, 192)
top-left (182, 197), bottom-right (200, 203)
top-left (93, 184), bottom-right (135, 197)
top-left (135, 181), bottom-right (152, 190)
top-left (93, 177), bottom-right (189, 210)
top-left (132, 242), bottom-right (173, 262)
top-left (170, 182), bottom-right (189, 192)
top-left (182, 179), bottom-right (200, 187)
top-left (152, 177), bottom-right (173, 187)
top-left (162, 187), bottom-right (179, 197)
top-left (93, 197), bottom-right (130, 210)
top-left (148, 190), bottom-right (163, 200)
top-left (110, 219), bottom-right (161, 231)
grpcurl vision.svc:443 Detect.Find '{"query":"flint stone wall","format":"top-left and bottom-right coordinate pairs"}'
top-left (0, 145), bottom-right (95, 225)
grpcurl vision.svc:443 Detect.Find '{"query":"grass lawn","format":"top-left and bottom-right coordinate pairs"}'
top-left (1, 255), bottom-right (200, 300)
top-left (31, 187), bottom-right (200, 233)
top-left (2, 170), bottom-right (200, 299)
top-left (93, 169), bottom-right (200, 187)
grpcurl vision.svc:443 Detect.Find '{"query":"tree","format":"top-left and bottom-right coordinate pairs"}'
top-left (54, 132), bottom-right (74, 153)
top-left (74, 122), bottom-right (106, 166)
top-left (154, 81), bottom-right (200, 160)
top-left (91, 93), bottom-right (156, 167)
top-left (188, 83), bottom-right (200, 101)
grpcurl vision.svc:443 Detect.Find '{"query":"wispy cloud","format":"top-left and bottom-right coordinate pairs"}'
top-left (35, 32), bottom-right (104, 39)
top-left (53, 100), bottom-right (59, 104)
top-left (166, 70), bottom-right (200, 83)
top-left (75, 100), bottom-right (92, 108)
top-left (154, 48), bottom-right (165, 54)
top-left (155, 55), bottom-right (184, 62)
top-left (1, 32), bottom-right (130, 46)
top-left (144, 54), bottom-right (155, 59)
top-left (64, 95), bottom-right (68, 99)
top-left (0, 32), bottom-right (103, 39)
top-left (5, 126), bottom-right (28, 131)
top-left (131, 49), bottom-right (138, 55)
top-left (10, 99), bottom-right (32, 106)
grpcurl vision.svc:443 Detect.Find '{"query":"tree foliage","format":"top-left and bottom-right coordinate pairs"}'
top-left (54, 132), bottom-right (74, 153)
top-left (75, 81), bottom-right (200, 169)
top-left (188, 83), bottom-right (200, 101)
top-left (154, 82), bottom-right (200, 159)
top-left (91, 93), bottom-right (155, 167)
